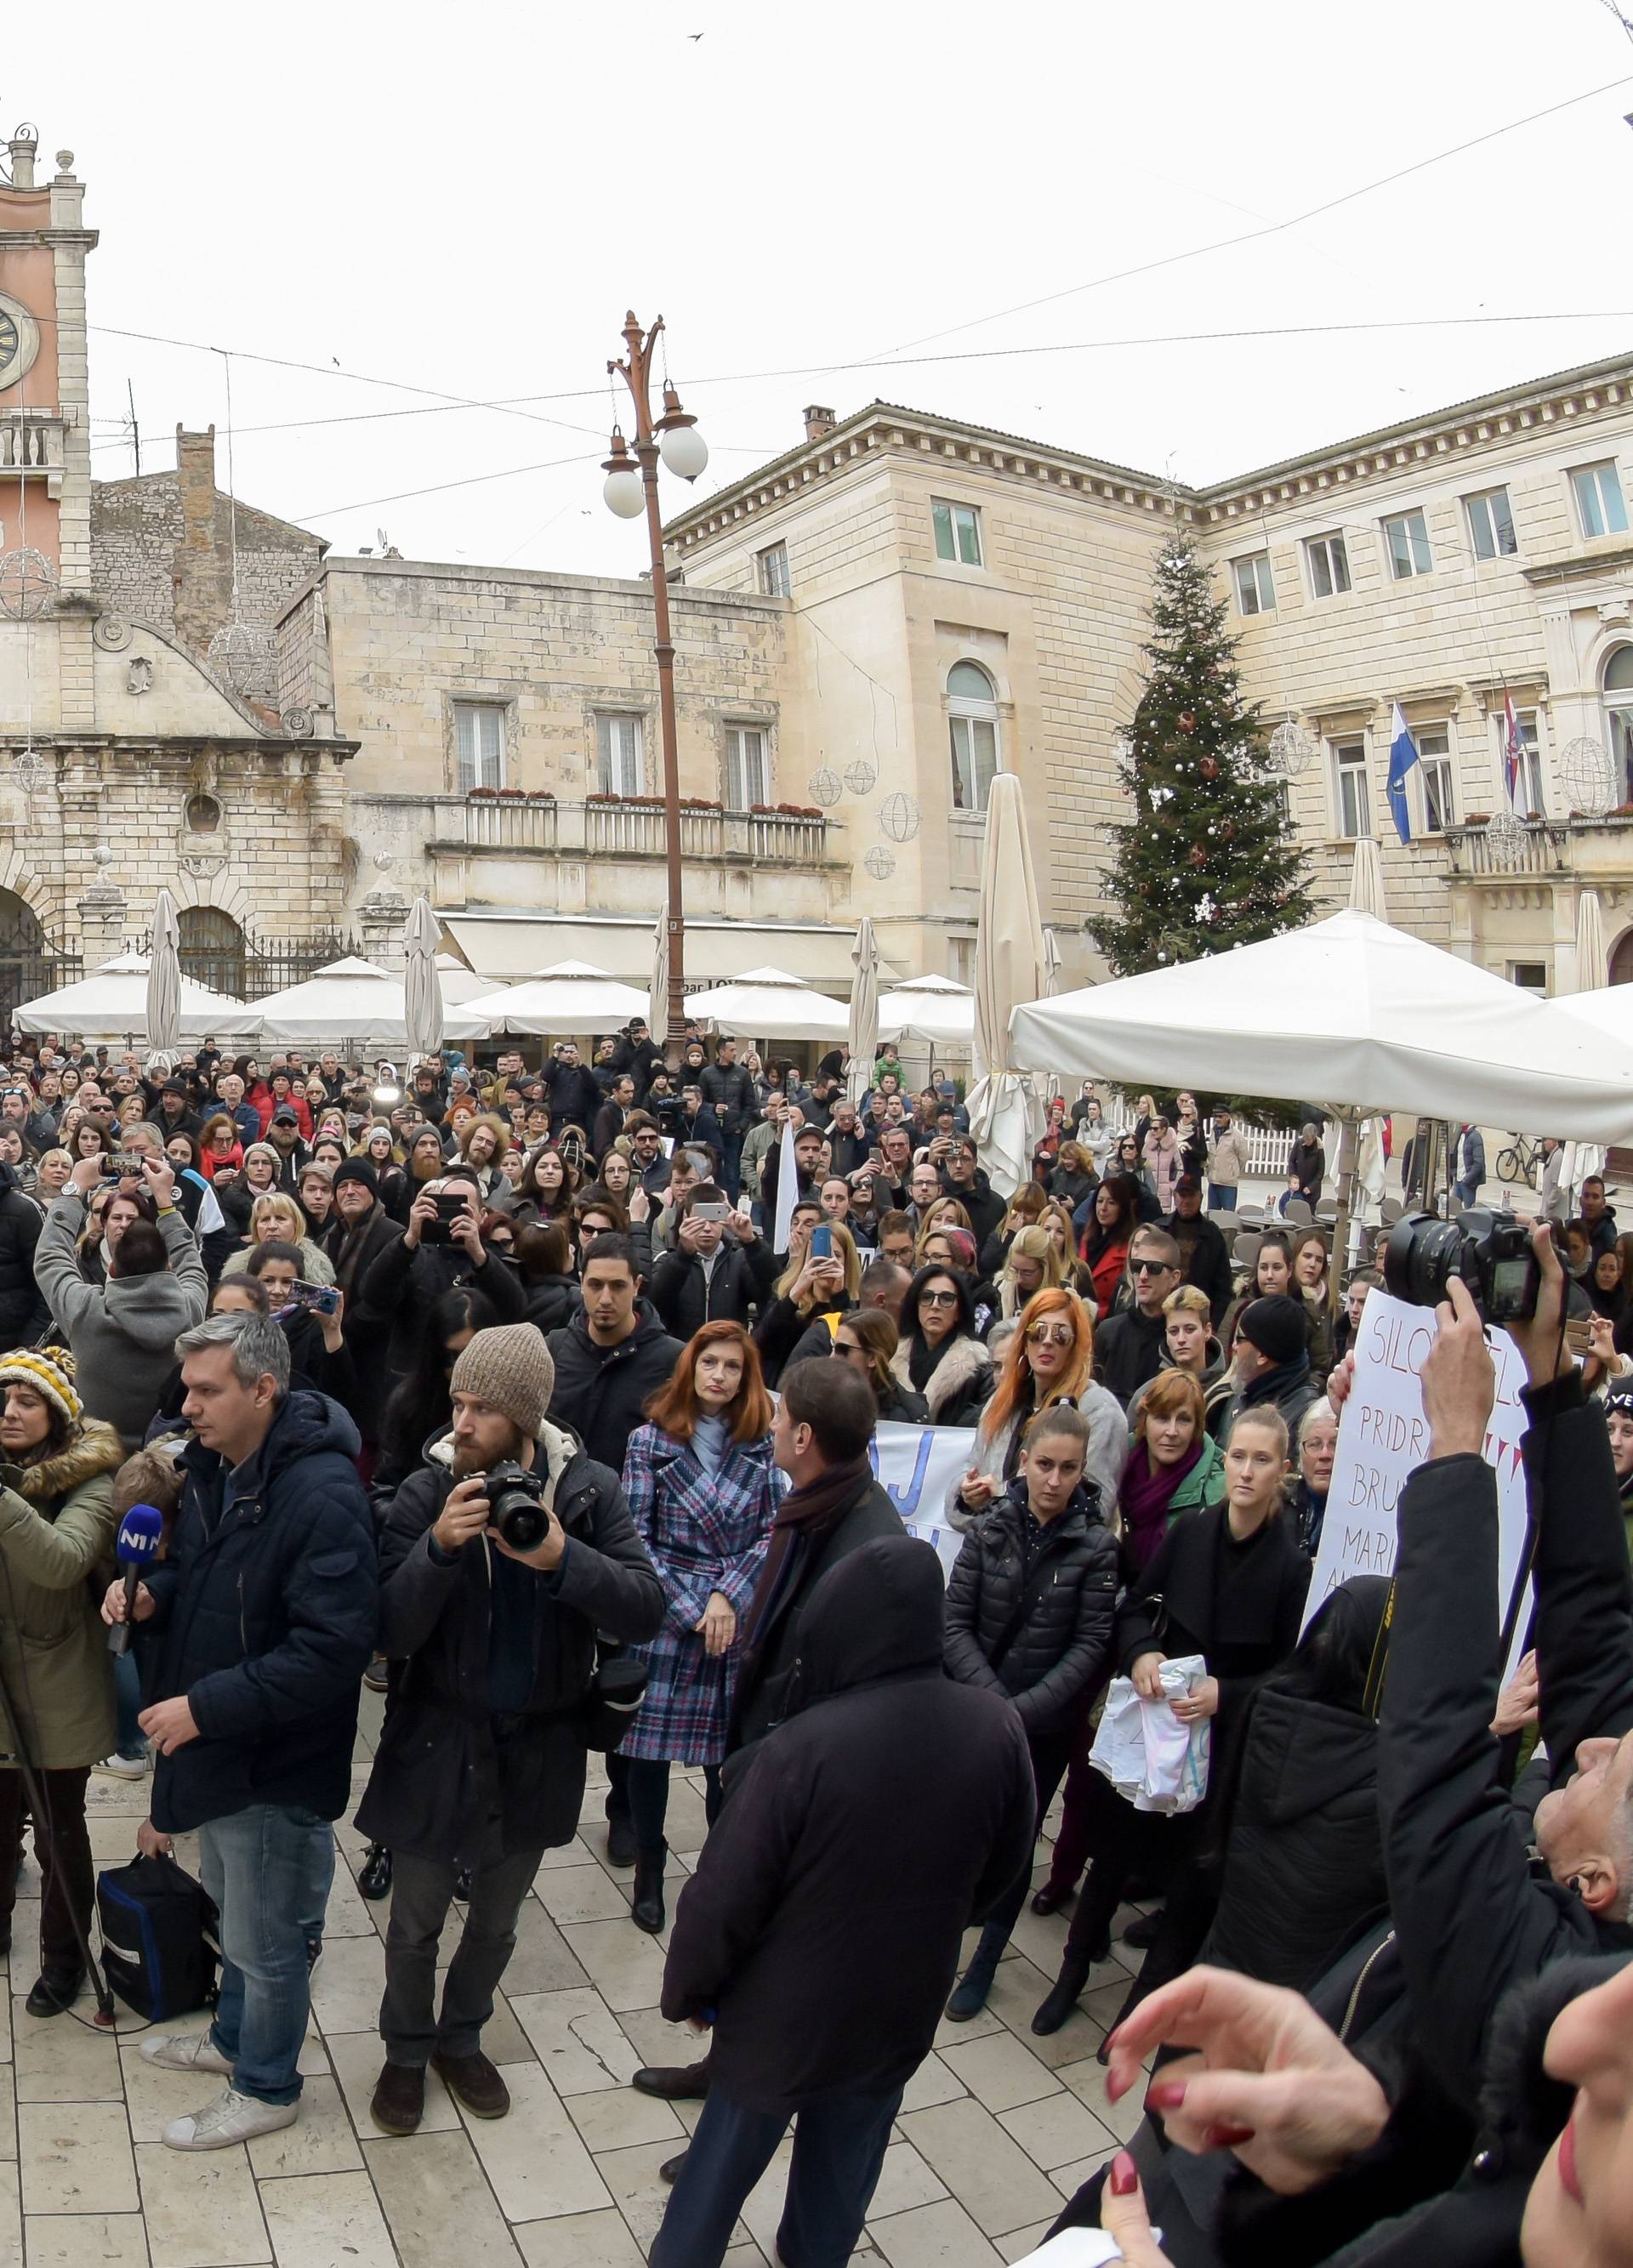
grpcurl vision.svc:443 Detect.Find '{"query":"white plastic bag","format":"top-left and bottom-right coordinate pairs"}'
top-left (1087, 1653), bottom-right (1211, 1815)
top-left (1007, 2225), bottom-right (1165, 2264)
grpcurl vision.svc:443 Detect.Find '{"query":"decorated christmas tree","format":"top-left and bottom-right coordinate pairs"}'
top-left (1090, 533), bottom-right (1314, 977)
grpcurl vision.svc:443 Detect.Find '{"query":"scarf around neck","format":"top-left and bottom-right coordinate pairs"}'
top-left (1119, 1437), bottom-right (1204, 1572)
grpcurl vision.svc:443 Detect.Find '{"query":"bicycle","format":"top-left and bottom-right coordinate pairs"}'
top-left (1494, 1133), bottom-right (1542, 1190)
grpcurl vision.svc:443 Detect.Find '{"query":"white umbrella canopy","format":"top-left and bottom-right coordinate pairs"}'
top-left (15, 952), bottom-right (259, 1044)
top-left (433, 953), bottom-right (492, 1008)
top-left (253, 955), bottom-right (490, 1048)
top-left (966, 774), bottom-right (1047, 1197)
top-left (683, 966), bottom-right (850, 1042)
top-left (847, 918), bottom-right (880, 1107)
top-left (402, 897), bottom-right (444, 1060)
top-left (878, 974), bottom-right (976, 1048)
top-left (466, 960), bottom-right (650, 1038)
top-left (145, 891), bottom-right (183, 1059)
top-left (1563, 893), bottom-right (1610, 1201)
top-left (1010, 909), bottom-right (1633, 1141)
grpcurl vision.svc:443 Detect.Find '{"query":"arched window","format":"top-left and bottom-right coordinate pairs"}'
top-left (1604, 646), bottom-right (1633, 804)
top-left (947, 661), bottom-right (1000, 814)
top-left (178, 907), bottom-right (246, 1002)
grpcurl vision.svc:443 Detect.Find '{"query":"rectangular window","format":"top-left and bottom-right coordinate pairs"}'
top-left (1466, 486), bottom-right (1518, 560)
top-left (949, 714), bottom-right (999, 812)
top-left (1334, 739), bottom-right (1370, 838)
top-left (725, 725), bottom-right (770, 810)
top-left (1383, 509), bottom-right (1433, 581)
top-left (1232, 552), bottom-right (1276, 616)
top-left (1572, 460), bottom-right (1629, 539)
top-left (1505, 708), bottom-right (1546, 817)
top-left (932, 498), bottom-right (983, 566)
top-left (1307, 533), bottom-right (1351, 600)
top-left (595, 712), bottom-right (644, 799)
top-left (1418, 728), bottom-right (1455, 833)
top-left (454, 701), bottom-right (505, 792)
top-left (1511, 962), bottom-right (1547, 993)
top-left (757, 542), bottom-right (790, 598)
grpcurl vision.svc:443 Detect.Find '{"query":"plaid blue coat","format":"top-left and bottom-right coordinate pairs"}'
top-left (619, 1422), bottom-right (783, 1765)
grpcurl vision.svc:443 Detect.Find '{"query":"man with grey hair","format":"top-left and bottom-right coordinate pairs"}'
top-left (102, 1308), bottom-right (377, 2154)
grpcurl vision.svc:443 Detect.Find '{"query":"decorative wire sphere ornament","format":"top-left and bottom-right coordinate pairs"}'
top-left (12, 748), bottom-right (47, 797)
top-left (1482, 809), bottom-right (1528, 871)
top-left (206, 622), bottom-right (278, 702)
top-left (1110, 729), bottom-right (1135, 768)
top-left (1560, 735), bottom-right (1619, 820)
top-left (879, 791), bottom-right (921, 844)
top-left (806, 767), bottom-right (842, 809)
top-left (0, 547), bottom-right (56, 622)
top-left (863, 845), bottom-right (896, 881)
top-left (843, 759), bottom-right (878, 796)
top-left (1266, 716), bottom-right (1315, 778)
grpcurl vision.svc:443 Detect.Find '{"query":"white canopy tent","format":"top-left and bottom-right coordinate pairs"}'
top-left (683, 966), bottom-right (850, 1042)
top-left (878, 974), bottom-right (976, 1048)
top-left (251, 957), bottom-right (491, 1049)
top-left (433, 953), bottom-right (494, 1009)
top-left (15, 952), bottom-right (260, 1045)
top-left (464, 960), bottom-right (650, 1037)
top-left (1010, 912), bottom-right (1633, 1140)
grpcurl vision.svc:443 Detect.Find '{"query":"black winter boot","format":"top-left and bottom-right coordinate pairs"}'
top-left (631, 1844), bottom-right (667, 1934)
top-left (1032, 1946), bottom-right (1093, 2036)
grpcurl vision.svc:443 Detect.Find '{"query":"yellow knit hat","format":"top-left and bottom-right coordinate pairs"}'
top-left (0, 1345), bottom-right (83, 1428)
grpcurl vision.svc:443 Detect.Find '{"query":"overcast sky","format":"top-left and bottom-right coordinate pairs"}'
top-left (16, 0), bottom-right (1633, 577)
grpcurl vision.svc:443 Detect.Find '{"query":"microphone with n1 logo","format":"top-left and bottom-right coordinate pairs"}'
top-left (107, 1503), bottom-right (164, 1657)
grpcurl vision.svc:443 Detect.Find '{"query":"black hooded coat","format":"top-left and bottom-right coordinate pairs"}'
top-left (660, 1535), bottom-right (1036, 2113)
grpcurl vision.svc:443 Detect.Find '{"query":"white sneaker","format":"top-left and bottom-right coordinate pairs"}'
top-left (92, 1752), bottom-right (146, 1780)
top-left (163, 2086), bottom-right (299, 2151)
top-left (140, 2032), bottom-right (232, 2076)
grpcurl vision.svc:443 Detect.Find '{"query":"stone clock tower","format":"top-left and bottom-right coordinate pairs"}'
top-left (0, 127), bottom-right (94, 620)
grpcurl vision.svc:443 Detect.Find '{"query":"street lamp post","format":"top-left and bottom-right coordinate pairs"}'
top-left (604, 312), bottom-right (708, 1043)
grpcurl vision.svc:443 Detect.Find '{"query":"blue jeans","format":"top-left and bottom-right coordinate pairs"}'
top-left (1454, 1179), bottom-right (1479, 1208)
top-left (113, 1651), bottom-right (144, 1761)
top-left (1208, 1185), bottom-right (1238, 1214)
top-left (197, 1803), bottom-right (327, 2106)
top-left (651, 2083), bottom-right (902, 2268)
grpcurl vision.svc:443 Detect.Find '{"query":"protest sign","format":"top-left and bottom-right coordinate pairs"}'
top-left (871, 1421), bottom-right (976, 1578)
top-left (1306, 1289), bottom-right (1533, 1675)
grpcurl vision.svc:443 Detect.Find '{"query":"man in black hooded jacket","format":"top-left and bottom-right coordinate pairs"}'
top-left (0, 1160), bottom-right (47, 1347)
top-left (648, 1533), bottom-right (1034, 2268)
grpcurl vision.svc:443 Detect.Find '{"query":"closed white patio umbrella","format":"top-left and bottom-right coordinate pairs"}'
top-left (966, 775), bottom-right (1047, 1198)
top-left (466, 960), bottom-right (650, 1038)
top-left (683, 966), bottom-right (850, 1042)
top-left (847, 919), bottom-right (880, 1107)
top-left (1347, 835), bottom-right (1388, 920)
top-left (402, 897), bottom-right (445, 1061)
top-left (651, 904), bottom-right (671, 1046)
top-left (253, 956), bottom-right (490, 1049)
top-left (145, 891), bottom-right (183, 1060)
top-left (15, 952), bottom-right (259, 1045)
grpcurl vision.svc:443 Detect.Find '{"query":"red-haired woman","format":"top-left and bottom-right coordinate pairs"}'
top-left (618, 1322), bottom-right (783, 1933)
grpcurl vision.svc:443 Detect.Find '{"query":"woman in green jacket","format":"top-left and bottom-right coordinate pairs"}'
top-left (0, 1346), bottom-right (123, 2019)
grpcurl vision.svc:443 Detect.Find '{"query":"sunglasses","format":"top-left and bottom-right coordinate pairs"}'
top-left (1026, 1323), bottom-right (1076, 1345)
top-left (1130, 1256), bottom-right (1175, 1276)
top-left (919, 1287), bottom-right (960, 1308)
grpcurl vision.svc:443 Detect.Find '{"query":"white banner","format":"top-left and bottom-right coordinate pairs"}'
top-left (871, 1420), bottom-right (977, 1578)
top-left (1306, 1289), bottom-right (1533, 1678)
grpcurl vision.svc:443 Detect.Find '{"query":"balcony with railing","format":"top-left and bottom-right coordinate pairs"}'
top-left (430, 794), bottom-right (834, 867)
top-left (0, 410), bottom-right (68, 496)
top-left (1442, 815), bottom-right (1633, 879)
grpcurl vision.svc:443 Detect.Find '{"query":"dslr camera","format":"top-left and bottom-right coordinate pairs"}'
top-left (481, 1460), bottom-right (549, 1551)
top-left (1384, 1206), bottom-right (1539, 1324)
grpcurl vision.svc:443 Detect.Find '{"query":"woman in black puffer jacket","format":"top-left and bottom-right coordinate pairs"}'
top-left (1200, 1574), bottom-right (1391, 1992)
top-left (942, 1402), bottom-right (1118, 2022)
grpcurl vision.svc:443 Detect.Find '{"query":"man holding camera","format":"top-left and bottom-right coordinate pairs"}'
top-left (648, 1185), bottom-right (775, 1336)
top-left (359, 1167), bottom-right (524, 1374)
top-left (356, 1322), bottom-right (663, 2136)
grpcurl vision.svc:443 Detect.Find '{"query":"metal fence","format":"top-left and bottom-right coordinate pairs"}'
top-left (131, 927), bottom-right (361, 1003)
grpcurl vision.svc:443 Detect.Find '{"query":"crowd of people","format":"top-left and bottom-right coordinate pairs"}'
top-left (0, 1023), bottom-right (1620, 2265)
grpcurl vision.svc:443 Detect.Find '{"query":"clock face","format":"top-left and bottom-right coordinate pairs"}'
top-left (0, 309), bottom-right (17, 381)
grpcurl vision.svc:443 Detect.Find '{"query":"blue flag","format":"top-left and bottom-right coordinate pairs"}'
top-left (1386, 702), bottom-right (1419, 847)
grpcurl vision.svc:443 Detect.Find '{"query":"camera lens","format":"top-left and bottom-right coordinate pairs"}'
top-left (494, 1494), bottom-right (546, 1551)
top-left (1384, 1213), bottom-right (1471, 1308)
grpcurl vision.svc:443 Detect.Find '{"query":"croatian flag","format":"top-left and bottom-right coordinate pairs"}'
top-left (1503, 691), bottom-right (1523, 809)
top-left (1386, 703), bottom-right (1420, 847)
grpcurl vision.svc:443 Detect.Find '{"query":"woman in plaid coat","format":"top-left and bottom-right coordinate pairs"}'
top-left (618, 1321), bottom-right (783, 1934)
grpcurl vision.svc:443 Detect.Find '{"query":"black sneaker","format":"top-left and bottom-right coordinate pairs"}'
top-left (306, 1937), bottom-right (323, 1978)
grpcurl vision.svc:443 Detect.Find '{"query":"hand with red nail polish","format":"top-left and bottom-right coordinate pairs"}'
top-left (1101, 1965), bottom-right (1390, 2196)
top-left (1100, 2149), bottom-right (1169, 2261)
